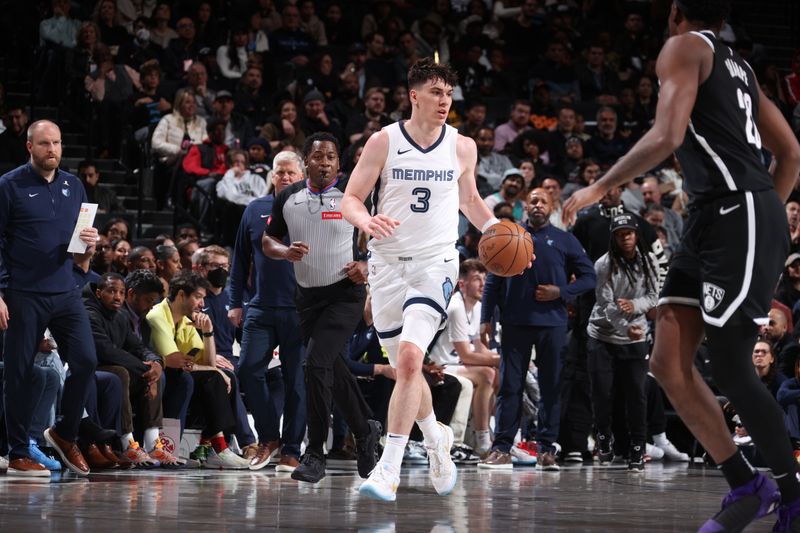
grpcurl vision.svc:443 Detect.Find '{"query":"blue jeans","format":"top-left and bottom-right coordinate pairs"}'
top-left (163, 368), bottom-right (194, 435)
top-left (494, 324), bottom-right (567, 453)
top-left (29, 365), bottom-right (61, 443)
top-left (84, 371), bottom-right (123, 437)
top-left (237, 306), bottom-right (305, 457)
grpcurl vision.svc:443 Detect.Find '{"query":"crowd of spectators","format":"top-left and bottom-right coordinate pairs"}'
top-left (2, 0), bottom-right (800, 475)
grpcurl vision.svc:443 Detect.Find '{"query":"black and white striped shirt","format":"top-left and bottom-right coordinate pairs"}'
top-left (266, 177), bottom-right (361, 288)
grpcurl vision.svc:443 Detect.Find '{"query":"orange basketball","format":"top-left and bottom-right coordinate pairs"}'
top-left (478, 220), bottom-right (534, 277)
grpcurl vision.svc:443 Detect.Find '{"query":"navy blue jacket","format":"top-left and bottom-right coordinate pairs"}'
top-left (0, 163), bottom-right (88, 293)
top-left (481, 222), bottom-right (596, 327)
top-left (229, 195), bottom-right (296, 310)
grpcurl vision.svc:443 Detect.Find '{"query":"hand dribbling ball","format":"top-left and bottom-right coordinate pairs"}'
top-left (478, 220), bottom-right (534, 277)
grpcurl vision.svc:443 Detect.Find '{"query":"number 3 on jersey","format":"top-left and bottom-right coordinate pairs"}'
top-left (411, 187), bottom-right (430, 213)
top-left (737, 88), bottom-right (762, 149)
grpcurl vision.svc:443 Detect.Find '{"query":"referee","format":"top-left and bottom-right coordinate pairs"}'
top-left (263, 132), bottom-right (380, 484)
top-left (0, 120), bottom-right (99, 476)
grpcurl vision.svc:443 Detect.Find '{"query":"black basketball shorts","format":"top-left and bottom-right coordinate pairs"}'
top-left (659, 189), bottom-right (788, 327)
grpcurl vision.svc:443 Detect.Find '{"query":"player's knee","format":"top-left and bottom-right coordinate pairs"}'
top-left (395, 345), bottom-right (423, 381)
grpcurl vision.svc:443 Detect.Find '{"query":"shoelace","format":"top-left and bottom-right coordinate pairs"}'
top-left (426, 440), bottom-right (450, 478)
top-left (368, 463), bottom-right (397, 484)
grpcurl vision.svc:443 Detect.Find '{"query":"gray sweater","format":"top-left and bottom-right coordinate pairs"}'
top-left (587, 250), bottom-right (658, 345)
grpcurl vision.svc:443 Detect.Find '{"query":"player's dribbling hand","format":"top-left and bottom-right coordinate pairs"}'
top-left (285, 241), bottom-right (310, 261)
top-left (363, 214), bottom-right (400, 240)
top-left (562, 184), bottom-right (604, 226)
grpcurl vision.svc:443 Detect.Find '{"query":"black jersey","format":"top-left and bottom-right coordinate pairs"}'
top-left (674, 30), bottom-right (772, 205)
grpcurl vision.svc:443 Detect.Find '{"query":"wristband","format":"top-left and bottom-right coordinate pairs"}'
top-left (481, 217), bottom-right (501, 233)
top-left (202, 331), bottom-right (214, 338)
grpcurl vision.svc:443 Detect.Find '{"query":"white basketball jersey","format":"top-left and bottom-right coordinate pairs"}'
top-left (369, 121), bottom-right (461, 260)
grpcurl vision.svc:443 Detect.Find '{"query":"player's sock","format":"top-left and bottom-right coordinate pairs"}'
top-left (476, 430), bottom-right (492, 452)
top-left (416, 412), bottom-right (441, 448)
top-left (379, 433), bottom-right (408, 471)
top-left (143, 427), bottom-right (160, 453)
top-left (719, 449), bottom-right (757, 489)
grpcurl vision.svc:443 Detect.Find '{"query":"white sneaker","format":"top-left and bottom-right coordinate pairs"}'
top-left (0, 456), bottom-right (7, 471)
top-left (646, 443), bottom-right (664, 461)
top-left (656, 440), bottom-right (690, 462)
top-left (359, 462), bottom-right (400, 502)
top-left (425, 423), bottom-right (457, 496)
top-left (206, 448), bottom-right (251, 470)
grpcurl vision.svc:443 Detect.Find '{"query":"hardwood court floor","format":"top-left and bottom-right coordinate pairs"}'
top-left (0, 462), bottom-right (779, 532)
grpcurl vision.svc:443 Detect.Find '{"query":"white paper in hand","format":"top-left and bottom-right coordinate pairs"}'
top-left (67, 203), bottom-right (98, 253)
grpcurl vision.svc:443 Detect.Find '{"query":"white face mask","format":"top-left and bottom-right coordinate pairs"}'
top-left (136, 28), bottom-right (150, 43)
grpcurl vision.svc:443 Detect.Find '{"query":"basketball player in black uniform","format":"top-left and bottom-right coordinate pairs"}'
top-left (563, 2), bottom-right (800, 531)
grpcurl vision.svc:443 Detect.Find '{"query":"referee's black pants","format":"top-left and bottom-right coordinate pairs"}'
top-left (296, 280), bottom-right (372, 455)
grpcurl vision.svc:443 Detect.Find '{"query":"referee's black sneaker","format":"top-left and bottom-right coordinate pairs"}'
top-left (291, 451), bottom-right (326, 483)
top-left (356, 420), bottom-right (382, 478)
top-left (628, 444), bottom-right (644, 472)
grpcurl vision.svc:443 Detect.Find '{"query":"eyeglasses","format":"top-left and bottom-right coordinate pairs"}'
top-left (204, 262), bottom-right (229, 270)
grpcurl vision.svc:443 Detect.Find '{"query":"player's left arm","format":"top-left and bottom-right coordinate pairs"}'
top-left (755, 84), bottom-right (800, 202)
top-left (457, 134), bottom-right (499, 233)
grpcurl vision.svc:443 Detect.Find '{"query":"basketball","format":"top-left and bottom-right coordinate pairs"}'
top-left (478, 220), bottom-right (534, 277)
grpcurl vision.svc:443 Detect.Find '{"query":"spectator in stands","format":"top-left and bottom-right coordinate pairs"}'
top-left (543, 177), bottom-right (565, 230)
top-left (117, 16), bottom-right (163, 72)
top-left (457, 99), bottom-right (487, 139)
top-left (177, 223), bottom-right (200, 243)
top-left (787, 200), bottom-right (800, 253)
top-left (587, 214), bottom-right (658, 472)
top-left (346, 87), bottom-right (391, 145)
top-left (149, 3), bottom-right (177, 49)
top-left (328, 73), bottom-right (361, 131)
top-left (111, 239), bottom-right (131, 276)
top-left (762, 309), bottom-right (800, 380)
top-left (92, 0), bottom-right (129, 51)
top-left (230, 149), bottom-right (306, 472)
top-left (164, 17), bottom-right (200, 79)
top-left (429, 259), bottom-right (499, 458)
top-left (146, 271), bottom-right (251, 469)
top-left (129, 62), bottom-right (172, 140)
top-left (261, 100), bottom-right (306, 151)
top-left (84, 273), bottom-right (176, 466)
top-left (155, 244), bottom-right (181, 295)
top-left (78, 160), bottom-right (124, 214)
top-left (474, 127), bottom-right (513, 193)
top-left (613, 10), bottom-right (659, 79)
top-left (322, 2), bottom-right (355, 47)
top-left (777, 359), bottom-right (800, 455)
top-left (245, 11), bottom-right (270, 54)
top-left (64, 22), bottom-right (102, 108)
top-left (192, 246), bottom-right (258, 457)
top-left (455, 44), bottom-right (490, 102)
top-left (117, 0), bottom-right (155, 33)
top-left (0, 104), bottom-right (29, 167)
top-left (500, 0), bottom-right (544, 62)
top-left (364, 32), bottom-right (395, 90)
top-left (386, 84), bottom-right (410, 123)
top-left (212, 90), bottom-right (254, 147)
top-left (776, 254), bottom-right (800, 310)
top-left (234, 67), bottom-right (269, 129)
top-left (494, 100), bottom-right (532, 153)
top-left (246, 137), bottom-right (271, 177)
top-left (127, 247), bottom-right (157, 274)
top-left (393, 31), bottom-right (420, 85)
top-left (39, 0), bottom-right (80, 49)
top-left (529, 40), bottom-right (579, 103)
top-left (194, 1), bottom-right (223, 49)
top-left (752, 340), bottom-right (787, 400)
top-left (269, 4), bottom-right (316, 67)
top-left (91, 235), bottom-right (114, 275)
top-left (484, 169), bottom-right (526, 222)
top-left (640, 175), bottom-right (682, 248)
top-left (549, 107), bottom-right (577, 172)
top-left (299, 0), bottom-right (327, 46)
top-left (152, 88), bottom-right (207, 207)
top-left (558, 135), bottom-right (584, 181)
top-left (216, 149), bottom-right (268, 244)
top-left (185, 62), bottom-right (216, 120)
top-left (635, 75), bottom-right (658, 127)
top-left (509, 130), bottom-right (548, 176)
top-left (575, 43), bottom-right (620, 105)
top-left (480, 188), bottom-right (595, 470)
top-left (217, 25), bottom-right (249, 82)
top-left (101, 217), bottom-right (131, 242)
top-left (617, 87), bottom-right (646, 141)
top-left (300, 90), bottom-right (343, 141)
top-left (519, 159), bottom-right (537, 191)
top-left (177, 239), bottom-right (199, 271)
top-left (586, 107), bottom-right (630, 169)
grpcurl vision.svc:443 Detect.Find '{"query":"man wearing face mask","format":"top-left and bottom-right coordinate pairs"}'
top-left (479, 188), bottom-right (595, 471)
top-left (483, 169), bottom-right (527, 223)
top-left (117, 17), bottom-right (163, 72)
top-left (193, 245), bottom-right (257, 456)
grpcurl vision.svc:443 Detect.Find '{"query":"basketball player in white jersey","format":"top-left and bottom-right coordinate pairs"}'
top-left (342, 59), bottom-right (512, 501)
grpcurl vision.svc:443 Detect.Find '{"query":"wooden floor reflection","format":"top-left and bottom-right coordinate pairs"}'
top-left (0, 462), bottom-right (776, 532)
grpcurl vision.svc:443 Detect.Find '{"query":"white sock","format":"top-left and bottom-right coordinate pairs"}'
top-left (143, 428), bottom-right (160, 452)
top-left (476, 430), bottom-right (492, 452)
top-left (416, 412), bottom-right (441, 447)
top-left (653, 432), bottom-right (669, 447)
top-left (378, 433), bottom-right (407, 472)
top-left (120, 432), bottom-right (134, 450)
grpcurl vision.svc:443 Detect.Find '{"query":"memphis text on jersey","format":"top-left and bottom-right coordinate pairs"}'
top-left (391, 168), bottom-right (455, 182)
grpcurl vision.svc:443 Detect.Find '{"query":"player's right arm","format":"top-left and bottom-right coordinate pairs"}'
top-left (755, 84), bottom-right (800, 202)
top-left (341, 130), bottom-right (400, 240)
